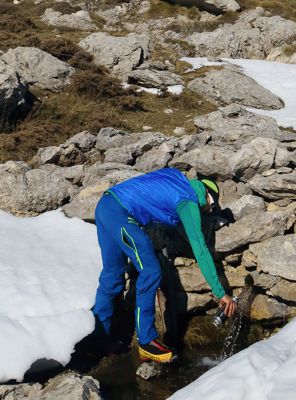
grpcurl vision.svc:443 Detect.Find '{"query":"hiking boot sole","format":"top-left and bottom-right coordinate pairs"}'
top-left (139, 347), bottom-right (175, 363)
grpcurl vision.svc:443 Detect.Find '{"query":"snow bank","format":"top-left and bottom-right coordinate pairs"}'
top-left (169, 318), bottom-right (296, 400)
top-left (182, 57), bottom-right (296, 130)
top-left (0, 210), bottom-right (101, 382)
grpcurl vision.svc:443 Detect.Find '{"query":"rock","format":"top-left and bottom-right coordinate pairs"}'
top-left (136, 362), bottom-right (160, 380)
top-left (176, 292), bottom-right (214, 312)
top-left (0, 59), bottom-right (28, 124)
top-left (190, 9), bottom-right (296, 59)
top-left (95, 127), bottom-right (129, 151)
top-left (215, 210), bottom-right (291, 253)
top-left (229, 138), bottom-right (281, 181)
top-left (0, 161), bottom-right (76, 215)
top-left (250, 271), bottom-right (280, 290)
top-left (40, 164), bottom-right (85, 186)
top-left (247, 235), bottom-right (296, 281)
top-left (188, 65), bottom-right (283, 109)
top-left (176, 265), bottom-right (210, 292)
top-left (42, 8), bottom-right (97, 30)
top-left (104, 146), bottom-right (134, 164)
top-left (266, 46), bottom-right (296, 64)
top-left (135, 147), bottom-right (172, 172)
top-left (36, 146), bottom-right (62, 165)
top-left (128, 68), bottom-right (182, 88)
top-left (0, 371), bottom-right (102, 399)
top-left (1, 47), bottom-right (74, 91)
top-left (82, 162), bottom-right (136, 186)
top-left (223, 265), bottom-right (247, 288)
top-left (249, 171), bottom-right (296, 201)
top-left (169, 0), bottom-right (240, 13)
top-left (105, 132), bottom-right (166, 164)
top-left (170, 145), bottom-right (233, 179)
top-left (219, 180), bottom-right (252, 205)
top-left (63, 170), bottom-right (141, 221)
top-left (194, 104), bottom-right (282, 149)
top-left (63, 131), bottom-right (97, 152)
top-left (79, 32), bottom-right (150, 78)
top-left (0, 383), bottom-right (42, 399)
top-left (270, 279), bottom-right (296, 302)
top-left (250, 294), bottom-right (288, 321)
top-left (223, 194), bottom-right (266, 221)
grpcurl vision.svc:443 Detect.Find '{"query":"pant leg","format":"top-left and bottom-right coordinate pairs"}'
top-left (93, 198), bottom-right (127, 336)
top-left (95, 194), bottom-right (162, 345)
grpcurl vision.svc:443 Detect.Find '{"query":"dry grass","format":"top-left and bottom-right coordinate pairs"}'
top-left (237, 0), bottom-right (296, 21)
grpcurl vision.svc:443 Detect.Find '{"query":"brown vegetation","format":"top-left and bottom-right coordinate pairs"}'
top-left (237, 0), bottom-right (296, 21)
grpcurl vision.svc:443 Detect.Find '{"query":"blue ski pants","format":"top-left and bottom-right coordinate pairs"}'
top-left (93, 193), bottom-right (162, 345)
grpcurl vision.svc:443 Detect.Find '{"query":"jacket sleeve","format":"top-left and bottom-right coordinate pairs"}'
top-left (176, 200), bottom-right (225, 299)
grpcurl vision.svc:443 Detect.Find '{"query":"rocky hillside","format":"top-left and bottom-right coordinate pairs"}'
top-left (1, 0), bottom-right (296, 332)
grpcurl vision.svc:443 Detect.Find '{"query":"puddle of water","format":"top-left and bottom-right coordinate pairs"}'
top-left (92, 346), bottom-right (221, 400)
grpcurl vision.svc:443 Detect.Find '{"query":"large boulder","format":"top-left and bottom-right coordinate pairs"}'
top-left (0, 59), bottom-right (28, 124)
top-left (190, 8), bottom-right (296, 59)
top-left (188, 65), bottom-right (283, 109)
top-left (245, 235), bottom-right (296, 282)
top-left (222, 194), bottom-right (266, 221)
top-left (1, 47), bottom-right (75, 92)
top-left (249, 170), bottom-right (296, 201)
top-left (194, 104), bottom-right (282, 149)
top-left (42, 8), bottom-right (97, 31)
top-left (79, 32), bottom-right (150, 78)
top-left (0, 371), bottom-right (102, 400)
top-left (128, 63), bottom-right (182, 88)
top-left (170, 145), bottom-right (233, 179)
top-left (0, 161), bottom-right (77, 215)
top-left (134, 144), bottom-right (173, 172)
top-left (229, 138), bottom-right (289, 181)
top-left (215, 210), bottom-right (292, 253)
top-left (63, 170), bottom-right (141, 221)
top-left (266, 46), bottom-right (296, 64)
top-left (250, 294), bottom-right (288, 321)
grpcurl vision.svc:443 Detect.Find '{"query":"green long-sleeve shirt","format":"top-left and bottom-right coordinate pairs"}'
top-left (176, 200), bottom-right (225, 299)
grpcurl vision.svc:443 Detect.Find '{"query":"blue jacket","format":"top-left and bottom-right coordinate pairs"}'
top-left (109, 168), bottom-right (197, 226)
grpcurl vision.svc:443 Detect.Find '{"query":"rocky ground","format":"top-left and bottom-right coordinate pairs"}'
top-left (1, 0), bottom-right (296, 396)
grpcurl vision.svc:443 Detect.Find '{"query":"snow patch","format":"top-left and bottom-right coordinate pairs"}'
top-left (0, 210), bottom-right (101, 382)
top-left (181, 57), bottom-right (296, 130)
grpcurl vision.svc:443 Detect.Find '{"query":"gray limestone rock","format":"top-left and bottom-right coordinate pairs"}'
top-left (36, 146), bottom-right (62, 165)
top-left (249, 171), bottom-right (296, 201)
top-left (79, 32), bottom-right (150, 78)
top-left (95, 127), bottom-right (129, 151)
top-left (128, 69), bottom-right (182, 88)
top-left (0, 162), bottom-right (76, 214)
top-left (63, 131), bottom-right (97, 152)
top-left (190, 9), bottom-right (296, 59)
top-left (0, 371), bottom-right (102, 400)
top-left (247, 235), bottom-right (296, 282)
top-left (63, 170), bottom-right (141, 221)
top-left (215, 210), bottom-right (292, 253)
top-left (188, 65), bottom-right (283, 109)
top-left (194, 104), bottom-right (282, 149)
top-left (135, 147), bottom-right (172, 172)
top-left (1, 47), bottom-right (74, 91)
top-left (42, 8), bottom-right (97, 30)
top-left (176, 292), bottom-right (214, 312)
top-left (229, 138), bottom-right (280, 181)
top-left (0, 59), bottom-right (28, 124)
top-left (170, 145), bottom-right (233, 179)
top-left (223, 195), bottom-right (266, 221)
top-left (82, 162), bottom-right (136, 186)
top-left (39, 164), bottom-right (85, 186)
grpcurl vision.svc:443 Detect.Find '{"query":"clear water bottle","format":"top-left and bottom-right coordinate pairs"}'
top-left (212, 297), bottom-right (238, 328)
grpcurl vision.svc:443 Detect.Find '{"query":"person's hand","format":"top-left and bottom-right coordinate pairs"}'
top-left (219, 295), bottom-right (237, 317)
